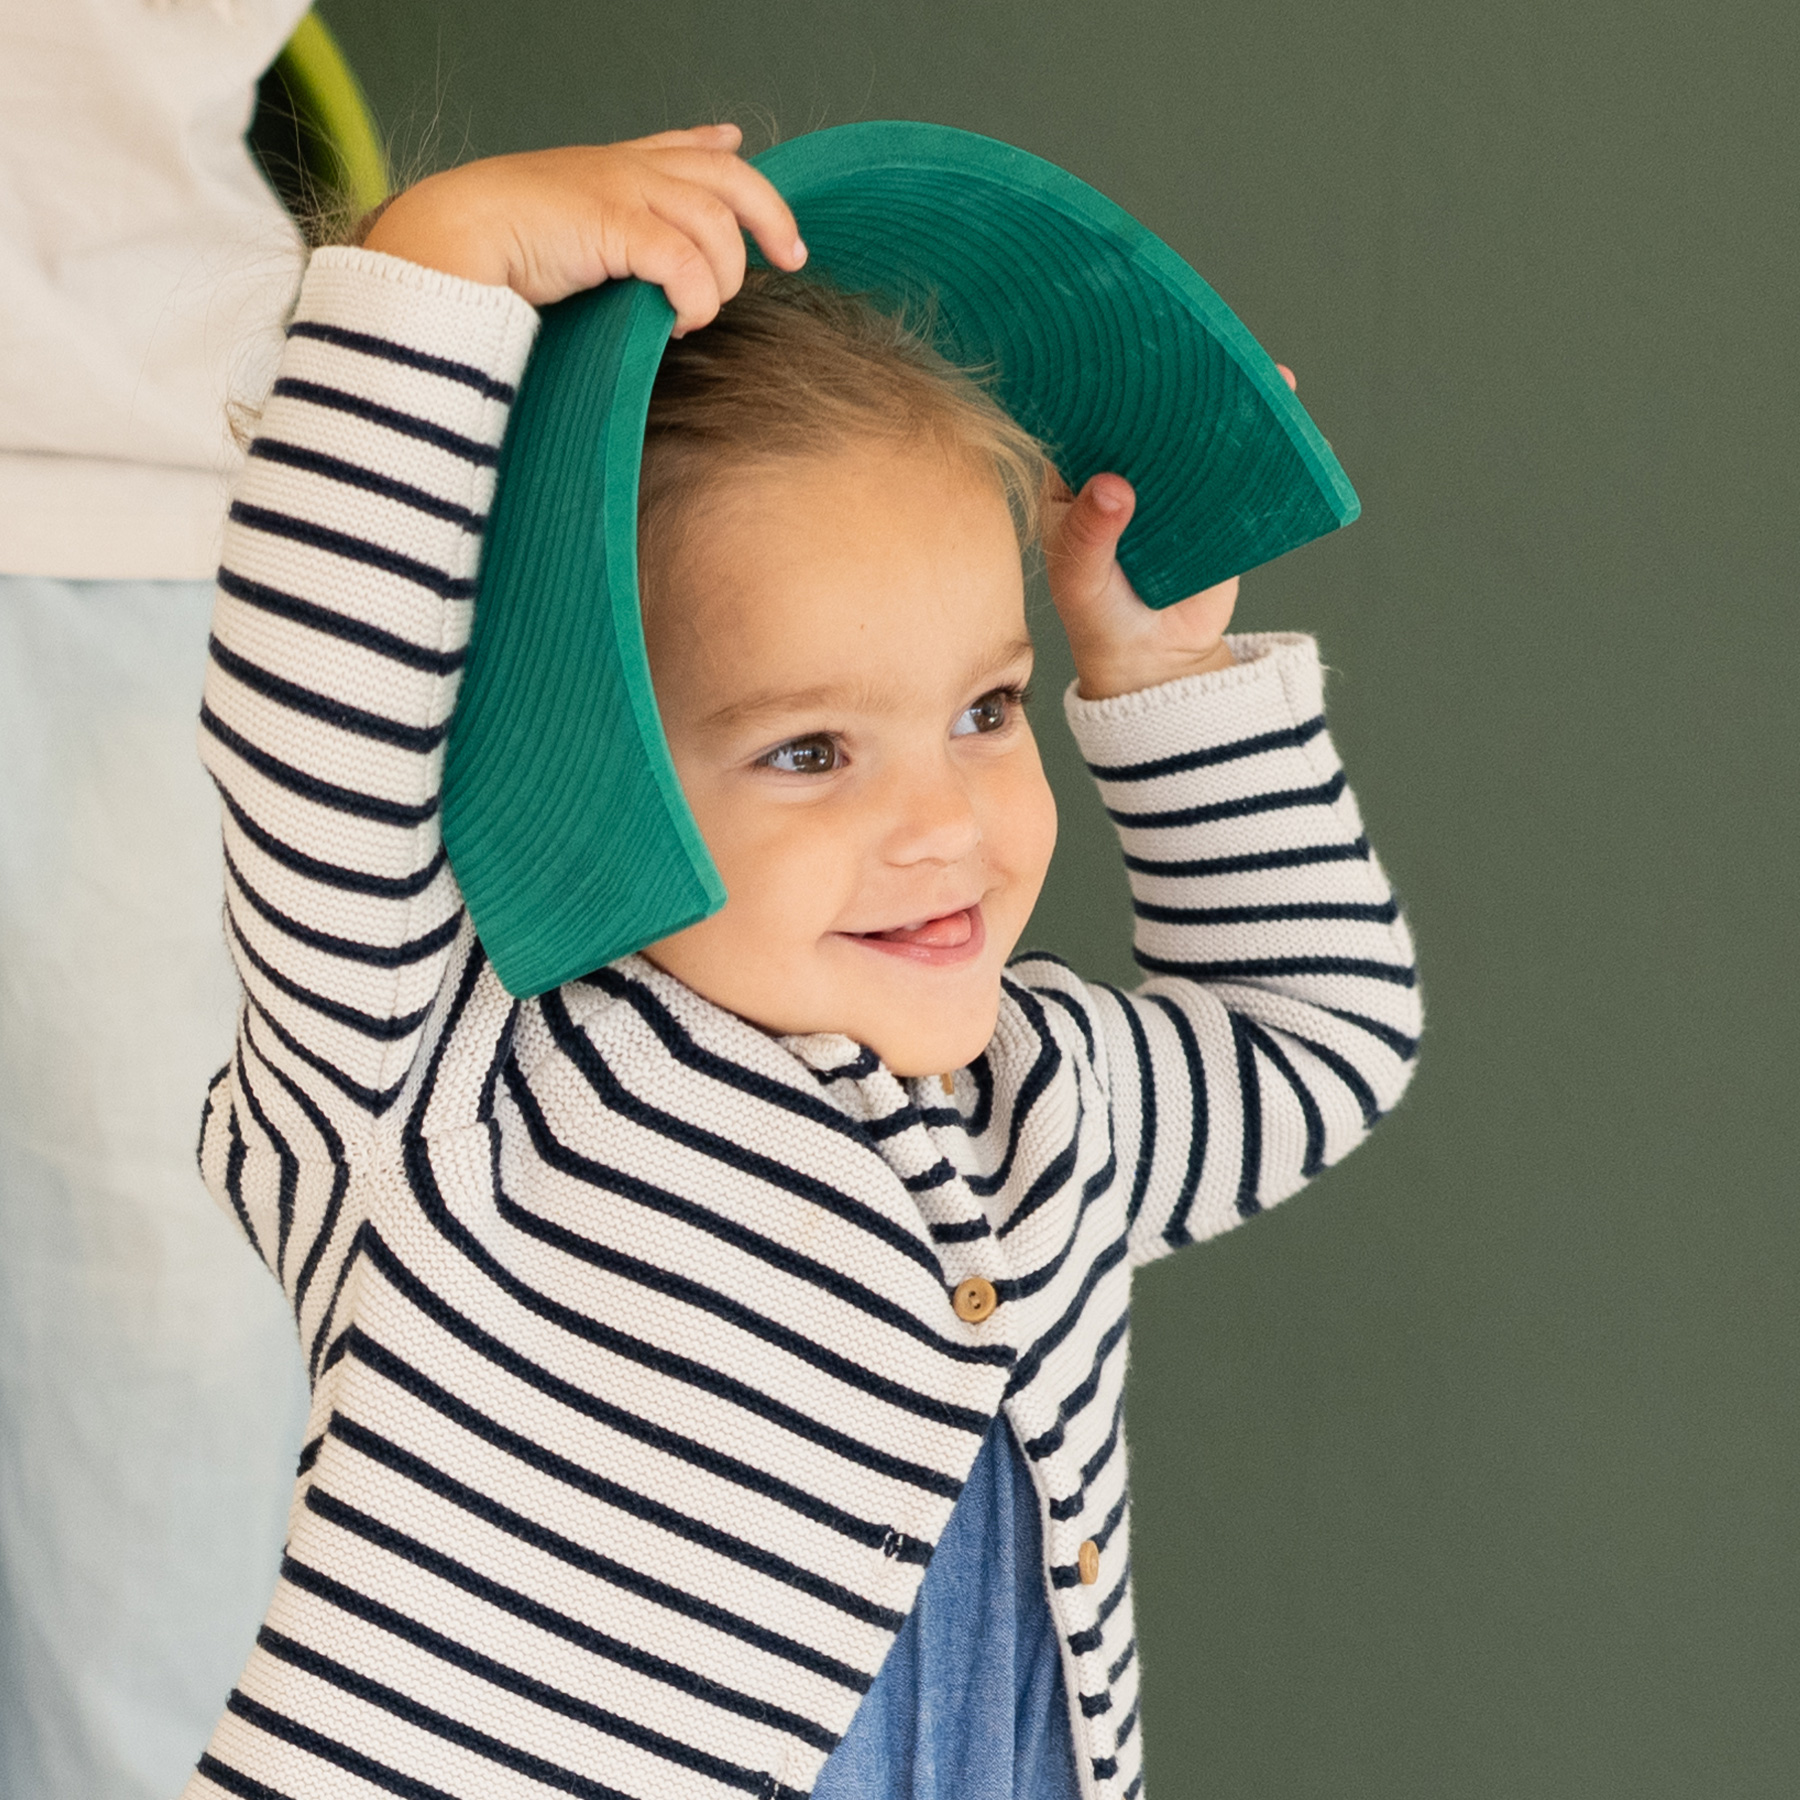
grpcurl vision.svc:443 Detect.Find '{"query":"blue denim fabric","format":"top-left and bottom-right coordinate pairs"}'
top-left (812, 1417), bottom-right (1082, 1800)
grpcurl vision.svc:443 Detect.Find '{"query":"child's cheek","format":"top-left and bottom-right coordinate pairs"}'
top-left (995, 743), bottom-right (1059, 889)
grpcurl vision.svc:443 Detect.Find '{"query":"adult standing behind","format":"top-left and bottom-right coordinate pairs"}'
top-left (1, 1), bottom-right (317, 1792)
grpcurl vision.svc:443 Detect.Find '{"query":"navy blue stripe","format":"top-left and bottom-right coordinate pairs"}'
top-left (1123, 834), bottom-right (1370, 879)
top-left (232, 1041), bottom-right (298, 1281)
top-left (1324, 1004), bottom-right (1421, 1059)
top-left (305, 1218), bottom-right (367, 1380)
top-left (928, 1216), bottom-right (991, 1244)
top-left (1115, 1695), bottom-right (1142, 1750)
top-left (210, 633), bottom-right (445, 753)
top-left (1136, 950), bottom-right (1418, 988)
top-left (248, 438), bottom-right (487, 531)
top-left (807, 1044), bottom-right (881, 1083)
top-left (1108, 1635), bottom-right (1139, 1684)
top-left (195, 1755), bottom-right (298, 1800)
top-left (1095, 986), bottom-right (1158, 1230)
top-left (242, 986), bottom-right (406, 1115)
top-left (1032, 979), bottom-right (1098, 1062)
top-left (223, 1689), bottom-right (462, 1800)
top-left (195, 1074), bottom-right (222, 1178)
top-left (236, 1022), bottom-right (349, 1330)
top-left (280, 1552), bottom-right (840, 1753)
top-left (1079, 1390), bottom-right (1127, 1490)
top-left (230, 501), bottom-right (476, 601)
top-left (1024, 1308), bottom-right (1129, 1459)
top-left (228, 902), bottom-right (431, 1042)
top-left (991, 1135), bottom-right (1118, 1304)
top-left (216, 565), bottom-right (466, 675)
top-left (964, 980), bottom-right (1063, 1197)
top-left (287, 318), bottom-right (519, 400)
top-left (219, 1106), bottom-right (263, 1261)
top-left (276, 1061), bottom-right (347, 1324)
top-left (1085, 713), bottom-right (1326, 781)
top-left (995, 1093), bottom-right (1083, 1239)
top-left (902, 1159), bottom-right (957, 1193)
top-left (1107, 769), bottom-right (1347, 829)
top-left (1144, 994), bottom-right (1208, 1249)
top-left (217, 779), bottom-right (447, 901)
top-left (1009, 1230), bottom-right (1129, 1402)
top-left (1229, 1012), bottom-right (1264, 1218)
top-left (1134, 895), bottom-right (1399, 926)
top-left (862, 1100), bottom-right (922, 1141)
top-left (270, 375), bottom-right (499, 464)
top-left (225, 845), bottom-right (460, 970)
top-left (1092, 1756), bottom-right (1120, 1781)
top-left (1089, 1484), bottom-right (1131, 1556)
top-left (1284, 1028), bottom-right (1383, 1125)
top-left (966, 1052), bottom-right (995, 1136)
top-left (202, 702), bottom-right (438, 828)
top-left (1237, 1014), bottom-right (1328, 1177)
top-left (1079, 1689), bottom-right (1114, 1716)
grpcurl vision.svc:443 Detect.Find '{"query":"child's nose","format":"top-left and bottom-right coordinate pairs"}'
top-left (879, 757), bottom-right (983, 868)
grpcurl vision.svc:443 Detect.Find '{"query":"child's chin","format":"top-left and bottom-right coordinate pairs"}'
top-left (862, 997), bottom-right (1001, 1080)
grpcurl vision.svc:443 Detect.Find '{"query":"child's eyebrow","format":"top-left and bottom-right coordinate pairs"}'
top-left (698, 634), bottom-right (1035, 733)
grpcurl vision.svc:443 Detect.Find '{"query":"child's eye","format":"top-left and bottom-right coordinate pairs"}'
top-left (760, 734), bottom-right (842, 774)
top-left (951, 686), bottom-right (1028, 738)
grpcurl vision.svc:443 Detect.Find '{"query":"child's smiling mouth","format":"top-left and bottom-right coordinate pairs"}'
top-left (842, 905), bottom-right (987, 965)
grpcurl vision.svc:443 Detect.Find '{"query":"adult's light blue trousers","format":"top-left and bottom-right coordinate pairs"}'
top-left (0, 575), bottom-right (309, 1800)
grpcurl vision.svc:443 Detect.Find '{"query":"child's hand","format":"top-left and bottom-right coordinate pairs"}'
top-left (1046, 365), bottom-right (1299, 700)
top-left (361, 124), bottom-right (807, 332)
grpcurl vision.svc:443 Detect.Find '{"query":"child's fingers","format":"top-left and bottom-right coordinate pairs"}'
top-left (633, 123), bottom-right (743, 151)
top-left (649, 147), bottom-right (808, 271)
top-left (1051, 474), bottom-right (1136, 590)
top-left (1043, 474), bottom-right (1138, 631)
top-left (620, 215), bottom-right (727, 333)
top-left (641, 175), bottom-right (751, 315)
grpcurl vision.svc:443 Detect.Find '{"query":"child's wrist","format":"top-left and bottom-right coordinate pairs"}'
top-left (1071, 636), bottom-right (1236, 701)
top-left (361, 175), bottom-right (516, 290)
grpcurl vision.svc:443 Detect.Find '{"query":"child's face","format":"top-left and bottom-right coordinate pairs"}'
top-left (641, 438), bottom-right (1058, 1077)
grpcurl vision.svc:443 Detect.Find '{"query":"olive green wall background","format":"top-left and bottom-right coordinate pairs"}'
top-left (314, 3), bottom-right (1799, 1793)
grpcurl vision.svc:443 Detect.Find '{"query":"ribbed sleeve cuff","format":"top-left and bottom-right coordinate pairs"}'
top-left (1062, 632), bottom-right (1325, 766)
top-left (297, 247), bottom-right (541, 399)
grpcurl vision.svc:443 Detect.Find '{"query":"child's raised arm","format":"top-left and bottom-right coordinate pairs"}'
top-left (197, 130), bottom-right (803, 1340)
top-left (1013, 468), bottom-right (1421, 1262)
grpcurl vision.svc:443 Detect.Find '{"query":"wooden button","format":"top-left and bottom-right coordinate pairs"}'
top-left (937, 1072), bottom-right (956, 1097)
top-left (1077, 1539), bottom-right (1101, 1586)
top-left (951, 1276), bottom-right (998, 1324)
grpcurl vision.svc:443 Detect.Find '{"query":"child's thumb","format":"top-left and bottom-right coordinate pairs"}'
top-left (1051, 473), bottom-right (1136, 593)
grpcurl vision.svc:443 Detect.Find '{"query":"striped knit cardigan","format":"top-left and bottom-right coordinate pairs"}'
top-left (185, 247), bottom-right (1421, 1800)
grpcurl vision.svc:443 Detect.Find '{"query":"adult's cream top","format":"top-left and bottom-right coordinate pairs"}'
top-left (0, 0), bottom-right (310, 577)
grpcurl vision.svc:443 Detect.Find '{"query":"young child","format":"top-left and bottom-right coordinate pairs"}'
top-left (187, 124), bottom-right (1419, 1800)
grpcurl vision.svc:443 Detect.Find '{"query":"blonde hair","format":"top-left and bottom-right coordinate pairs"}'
top-left (637, 271), bottom-right (1053, 608)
